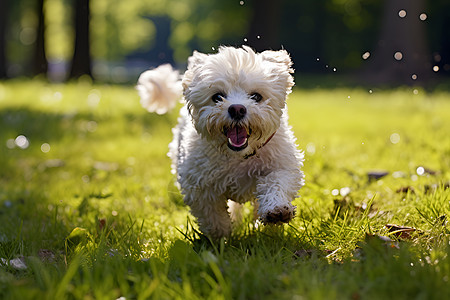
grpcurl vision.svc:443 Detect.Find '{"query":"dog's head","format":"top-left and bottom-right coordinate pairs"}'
top-left (182, 46), bottom-right (294, 157)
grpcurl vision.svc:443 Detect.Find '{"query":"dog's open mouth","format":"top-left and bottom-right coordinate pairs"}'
top-left (224, 126), bottom-right (249, 151)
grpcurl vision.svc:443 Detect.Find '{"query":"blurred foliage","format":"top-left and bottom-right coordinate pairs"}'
top-left (3, 0), bottom-right (449, 75)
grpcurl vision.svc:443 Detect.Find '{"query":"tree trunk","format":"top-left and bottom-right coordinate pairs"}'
top-left (361, 0), bottom-right (432, 85)
top-left (0, 0), bottom-right (7, 78)
top-left (246, 0), bottom-right (284, 51)
top-left (69, 0), bottom-right (92, 79)
top-left (33, 0), bottom-right (48, 76)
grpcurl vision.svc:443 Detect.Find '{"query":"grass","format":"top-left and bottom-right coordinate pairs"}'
top-left (0, 79), bottom-right (449, 299)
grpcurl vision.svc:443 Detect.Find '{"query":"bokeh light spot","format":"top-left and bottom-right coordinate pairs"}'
top-left (306, 142), bottom-right (316, 155)
top-left (41, 143), bottom-right (51, 153)
top-left (416, 167), bottom-right (425, 176)
top-left (15, 135), bottom-right (29, 149)
top-left (390, 133), bottom-right (400, 144)
top-left (394, 52), bottom-right (403, 61)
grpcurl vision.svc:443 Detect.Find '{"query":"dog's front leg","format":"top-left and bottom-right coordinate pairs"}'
top-left (256, 169), bottom-right (303, 224)
top-left (184, 191), bottom-right (231, 239)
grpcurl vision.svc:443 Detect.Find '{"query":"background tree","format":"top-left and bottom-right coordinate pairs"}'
top-left (69, 0), bottom-right (92, 79)
top-left (361, 0), bottom-right (433, 84)
top-left (246, 0), bottom-right (283, 51)
top-left (33, 0), bottom-right (48, 76)
top-left (0, 0), bottom-right (7, 78)
top-left (0, 0), bottom-right (448, 82)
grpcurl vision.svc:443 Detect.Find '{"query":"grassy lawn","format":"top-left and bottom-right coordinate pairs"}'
top-left (0, 80), bottom-right (449, 299)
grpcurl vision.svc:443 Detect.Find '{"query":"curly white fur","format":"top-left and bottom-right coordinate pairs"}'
top-left (137, 46), bottom-right (304, 239)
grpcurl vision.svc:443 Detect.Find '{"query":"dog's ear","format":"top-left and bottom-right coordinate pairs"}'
top-left (260, 49), bottom-right (293, 73)
top-left (182, 51), bottom-right (208, 91)
top-left (261, 49), bottom-right (295, 93)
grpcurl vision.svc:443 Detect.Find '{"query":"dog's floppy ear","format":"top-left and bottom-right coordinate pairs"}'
top-left (260, 49), bottom-right (293, 73)
top-left (182, 51), bottom-right (208, 91)
top-left (261, 49), bottom-right (295, 93)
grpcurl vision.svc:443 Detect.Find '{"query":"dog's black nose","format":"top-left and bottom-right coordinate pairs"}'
top-left (228, 104), bottom-right (247, 120)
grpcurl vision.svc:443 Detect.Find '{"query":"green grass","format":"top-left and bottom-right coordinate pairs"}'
top-left (0, 80), bottom-right (449, 299)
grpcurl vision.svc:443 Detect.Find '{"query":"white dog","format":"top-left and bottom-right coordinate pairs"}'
top-left (137, 46), bottom-right (304, 239)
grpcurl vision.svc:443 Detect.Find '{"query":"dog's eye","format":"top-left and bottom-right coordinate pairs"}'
top-left (212, 93), bottom-right (225, 103)
top-left (250, 93), bottom-right (263, 102)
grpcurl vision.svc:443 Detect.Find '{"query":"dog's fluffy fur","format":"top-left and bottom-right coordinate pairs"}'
top-left (137, 46), bottom-right (304, 239)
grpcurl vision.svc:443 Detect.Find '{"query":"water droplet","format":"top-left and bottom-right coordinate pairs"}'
top-left (362, 52), bottom-right (371, 60)
top-left (243, 38), bottom-right (248, 42)
top-left (211, 46), bottom-right (215, 51)
top-left (390, 133), bottom-right (400, 144)
top-left (433, 65), bottom-right (439, 72)
top-left (368, 89), bottom-right (373, 94)
top-left (239, 0), bottom-right (244, 5)
top-left (15, 135), bottom-right (29, 149)
top-left (416, 166), bottom-right (425, 176)
top-left (333, 67), bottom-right (337, 72)
top-left (41, 143), bottom-right (51, 153)
top-left (331, 189), bottom-right (339, 196)
top-left (398, 10), bottom-right (407, 18)
top-left (256, 35), bottom-right (261, 39)
top-left (394, 52), bottom-right (403, 61)
top-left (347, 96), bottom-right (351, 99)
top-left (419, 13), bottom-right (427, 21)
top-left (413, 89), bottom-right (419, 95)
top-left (411, 74), bottom-right (418, 80)
top-left (306, 142), bottom-right (316, 155)
top-left (316, 57), bottom-right (320, 61)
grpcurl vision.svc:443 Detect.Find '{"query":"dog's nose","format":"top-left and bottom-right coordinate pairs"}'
top-left (228, 104), bottom-right (247, 120)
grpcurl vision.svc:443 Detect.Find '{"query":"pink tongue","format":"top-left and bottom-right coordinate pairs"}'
top-left (227, 126), bottom-right (248, 147)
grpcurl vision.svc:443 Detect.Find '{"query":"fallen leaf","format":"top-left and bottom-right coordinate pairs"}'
top-left (385, 224), bottom-right (417, 239)
top-left (38, 249), bottom-right (56, 263)
top-left (367, 171), bottom-right (389, 182)
top-left (417, 166), bottom-right (438, 175)
top-left (98, 218), bottom-right (107, 231)
top-left (293, 249), bottom-right (314, 259)
top-left (396, 186), bottom-right (415, 194)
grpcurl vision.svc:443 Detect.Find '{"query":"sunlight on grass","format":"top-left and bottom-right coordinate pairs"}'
top-left (0, 80), bottom-right (449, 299)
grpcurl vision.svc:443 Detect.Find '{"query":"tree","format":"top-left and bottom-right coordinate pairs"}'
top-left (0, 0), bottom-right (7, 78)
top-left (361, 0), bottom-right (433, 85)
top-left (69, 0), bottom-right (92, 79)
top-left (246, 0), bottom-right (283, 51)
top-left (33, 0), bottom-right (48, 76)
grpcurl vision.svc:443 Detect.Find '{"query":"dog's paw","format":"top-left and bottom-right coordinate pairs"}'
top-left (261, 205), bottom-right (296, 224)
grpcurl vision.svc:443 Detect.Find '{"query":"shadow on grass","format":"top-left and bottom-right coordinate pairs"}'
top-left (0, 107), bottom-right (174, 144)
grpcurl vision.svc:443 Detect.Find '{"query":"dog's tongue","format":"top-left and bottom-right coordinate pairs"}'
top-left (227, 126), bottom-right (248, 148)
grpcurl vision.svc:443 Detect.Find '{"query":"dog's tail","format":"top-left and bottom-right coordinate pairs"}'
top-left (136, 64), bottom-right (182, 115)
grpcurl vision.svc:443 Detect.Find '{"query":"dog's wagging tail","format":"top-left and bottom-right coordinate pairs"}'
top-left (137, 46), bottom-right (304, 239)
